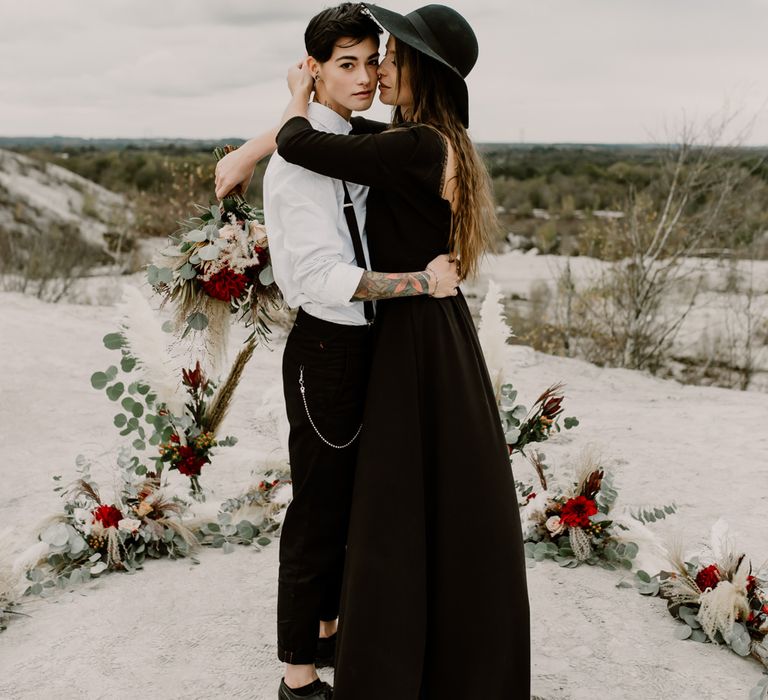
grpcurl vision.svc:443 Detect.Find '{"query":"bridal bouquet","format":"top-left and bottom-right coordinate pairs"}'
top-left (635, 520), bottom-right (768, 668)
top-left (148, 146), bottom-right (282, 349)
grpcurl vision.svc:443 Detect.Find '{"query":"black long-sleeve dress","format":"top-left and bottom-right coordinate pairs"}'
top-left (276, 116), bottom-right (530, 700)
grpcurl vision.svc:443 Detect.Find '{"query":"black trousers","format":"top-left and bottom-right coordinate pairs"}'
top-left (277, 308), bottom-right (373, 664)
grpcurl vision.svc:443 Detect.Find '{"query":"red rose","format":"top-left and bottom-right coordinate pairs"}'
top-left (560, 496), bottom-right (598, 528)
top-left (92, 504), bottom-right (123, 529)
top-left (201, 267), bottom-right (248, 302)
top-left (695, 564), bottom-right (721, 592)
top-left (762, 604), bottom-right (768, 614)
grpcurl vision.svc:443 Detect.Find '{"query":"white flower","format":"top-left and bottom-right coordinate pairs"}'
top-left (249, 220), bottom-right (267, 239)
top-left (118, 518), bottom-right (142, 533)
top-left (271, 483), bottom-right (293, 505)
top-left (73, 508), bottom-right (94, 535)
top-left (218, 222), bottom-right (241, 240)
top-left (545, 516), bottom-right (565, 536)
top-left (73, 507), bottom-right (91, 523)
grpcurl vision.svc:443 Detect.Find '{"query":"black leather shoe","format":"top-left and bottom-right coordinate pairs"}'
top-left (278, 679), bottom-right (333, 700)
top-left (315, 633), bottom-right (336, 668)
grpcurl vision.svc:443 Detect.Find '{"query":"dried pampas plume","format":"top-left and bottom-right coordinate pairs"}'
top-left (659, 538), bottom-right (703, 605)
top-left (477, 279), bottom-right (512, 401)
top-left (698, 558), bottom-right (751, 642)
top-left (116, 285), bottom-right (186, 415)
top-left (528, 449), bottom-right (548, 491)
top-left (0, 528), bottom-right (23, 611)
top-left (203, 338), bottom-right (256, 435)
top-left (707, 518), bottom-right (741, 578)
top-left (155, 518), bottom-right (200, 551)
top-left (574, 445), bottom-right (605, 497)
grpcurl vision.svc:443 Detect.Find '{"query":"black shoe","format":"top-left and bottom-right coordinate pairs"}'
top-left (315, 633), bottom-right (337, 669)
top-left (278, 679), bottom-right (333, 700)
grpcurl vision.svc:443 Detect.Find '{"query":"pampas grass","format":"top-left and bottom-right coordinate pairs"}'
top-left (573, 445), bottom-right (604, 497)
top-left (203, 337), bottom-right (256, 435)
top-left (117, 285), bottom-right (186, 415)
top-left (699, 558), bottom-right (751, 642)
top-left (0, 528), bottom-right (26, 627)
top-left (708, 518), bottom-right (742, 578)
top-left (478, 279), bottom-right (512, 400)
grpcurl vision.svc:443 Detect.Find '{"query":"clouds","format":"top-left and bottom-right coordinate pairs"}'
top-left (0, 0), bottom-right (766, 143)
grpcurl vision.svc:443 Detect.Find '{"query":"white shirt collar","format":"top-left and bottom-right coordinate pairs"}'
top-left (307, 101), bottom-right (353, 135)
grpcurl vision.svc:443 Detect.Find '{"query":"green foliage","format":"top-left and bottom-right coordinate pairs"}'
top-left (91, 330), bottom-right (174, 476)
top-left (630, 503), bottom-right (678, 524)
top-left (524, 532), bottom-right (638, 570)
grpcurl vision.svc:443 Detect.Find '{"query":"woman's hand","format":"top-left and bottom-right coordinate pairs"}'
top-left (287, 57), bottom-right (314, 97)
top-left (426, 254), bottom-right (460, 298)
top-left (215, 148), bottom-right (255, 201)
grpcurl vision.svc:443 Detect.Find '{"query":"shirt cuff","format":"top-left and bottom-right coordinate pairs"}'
top-left (324, 263), bottom-right (365, 307)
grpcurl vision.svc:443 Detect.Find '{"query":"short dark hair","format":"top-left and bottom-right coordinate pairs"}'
top-left (304, 3), bottom-right (382, 63)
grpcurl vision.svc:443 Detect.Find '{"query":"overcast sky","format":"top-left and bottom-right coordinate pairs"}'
top-left (1, 0), bottom-right (766, 143)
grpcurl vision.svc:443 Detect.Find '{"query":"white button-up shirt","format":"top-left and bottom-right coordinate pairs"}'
top-left (263, 102), bottom-right (370, 326)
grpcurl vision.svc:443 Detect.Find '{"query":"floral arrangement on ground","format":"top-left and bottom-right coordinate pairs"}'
top-left (634, 519), bottom-right (768, 669)
top-left (21, 453), bottom-right (291, 598)
top-left (497, 380), bottom-right (645, 570)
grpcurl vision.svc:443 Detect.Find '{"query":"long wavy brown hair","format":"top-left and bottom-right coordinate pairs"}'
top-left (392, 39), bottom-right (498, 279)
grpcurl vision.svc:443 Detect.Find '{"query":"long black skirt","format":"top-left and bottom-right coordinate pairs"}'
top-left (333, 291), bottom-right (530, 699)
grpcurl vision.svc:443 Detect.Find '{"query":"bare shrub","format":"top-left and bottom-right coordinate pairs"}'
top-left (551, 117), bottom-right (765, 373)
top-left (0, 223), bottom-right (111, 302)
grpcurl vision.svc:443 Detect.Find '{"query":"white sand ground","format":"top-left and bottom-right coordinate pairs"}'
top-left (1, 270), bottom-right (767, 699)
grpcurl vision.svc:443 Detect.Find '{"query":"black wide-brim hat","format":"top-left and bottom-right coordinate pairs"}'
top-left (363, 3), bottom-right (478, 127)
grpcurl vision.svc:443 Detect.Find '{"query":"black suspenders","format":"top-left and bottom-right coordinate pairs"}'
top-left (341, 181), bottom-right (374, 323)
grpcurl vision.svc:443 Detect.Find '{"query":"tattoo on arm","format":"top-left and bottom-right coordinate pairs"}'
top-left (351, 270), bottom-right (432, 301)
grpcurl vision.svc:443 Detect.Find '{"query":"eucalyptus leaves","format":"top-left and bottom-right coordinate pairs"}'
top-left (91, 329), bottom-right (239, 498)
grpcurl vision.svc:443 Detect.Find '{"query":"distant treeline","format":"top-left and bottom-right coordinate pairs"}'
top-left (5, 139), bottom-right (767, 254)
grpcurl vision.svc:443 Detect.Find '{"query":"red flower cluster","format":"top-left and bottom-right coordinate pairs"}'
top-left (560, 496), bottom-right (598, 528)
top-left (258, 478), bottom-right (281, 493)
top-left (695, 564), bottom-right (721, 592)
top-left (176, 445), bottom-right (209, 476)
top-left (201, 267), bottom-right (248, 302)
top-left (92, 504), bottom-right (123, 528)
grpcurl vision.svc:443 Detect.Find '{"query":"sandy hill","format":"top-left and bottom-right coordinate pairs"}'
top-left (0, 149), bottom-right (125, 248)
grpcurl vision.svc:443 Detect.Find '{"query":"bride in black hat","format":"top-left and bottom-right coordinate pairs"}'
top-left (276, 4), bottom-right (530, 697)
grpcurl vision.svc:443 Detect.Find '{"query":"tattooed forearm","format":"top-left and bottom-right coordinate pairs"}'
top-left (351, 270), bottom-right (433, 301)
